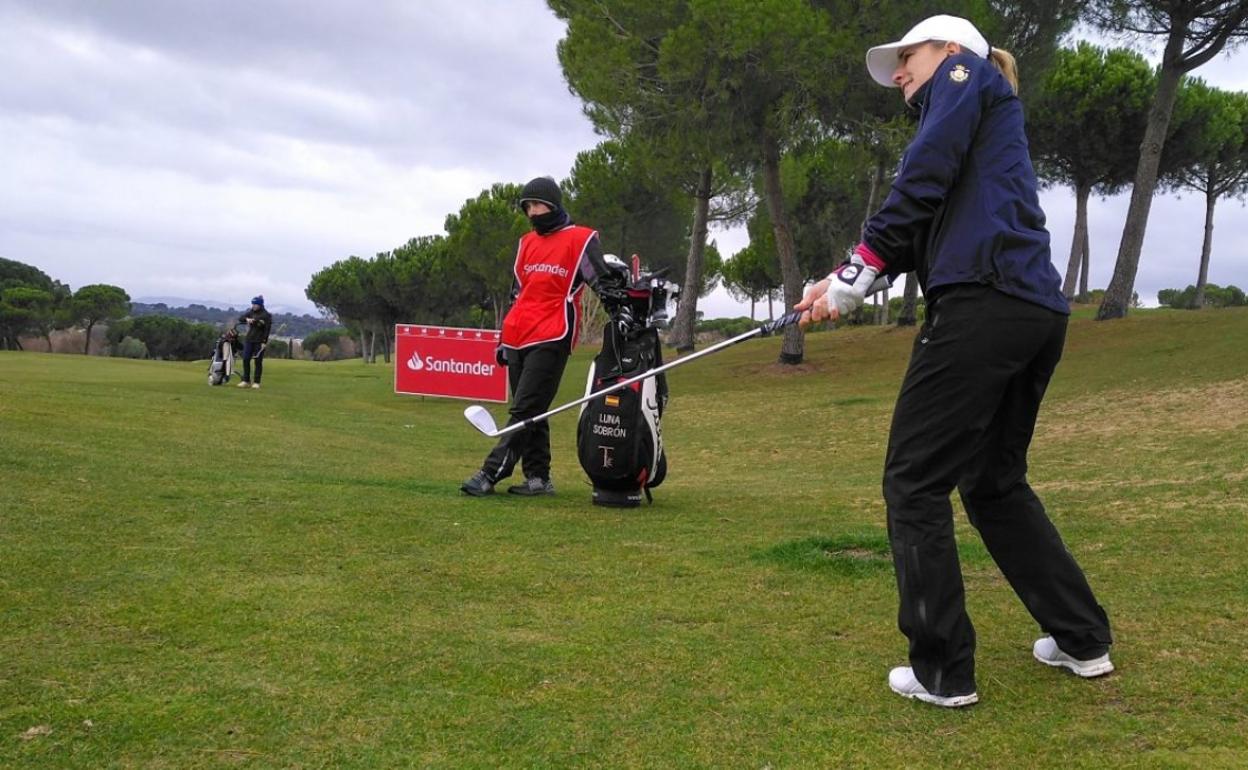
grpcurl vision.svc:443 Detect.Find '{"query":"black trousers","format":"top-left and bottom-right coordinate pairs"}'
top-left (883, 285), bottom-right (1112, 697)
top-left (481, 343), bottom-right (570, 483)
top-left (242, 341), bottom-right (265, 383)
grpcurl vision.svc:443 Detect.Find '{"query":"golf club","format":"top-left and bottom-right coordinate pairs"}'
top-left (463, 310), bottom-right (804, 438)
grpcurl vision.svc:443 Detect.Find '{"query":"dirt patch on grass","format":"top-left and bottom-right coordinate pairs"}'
top-left (823, 546), bottom-right (888, 562)
top-left (1040, 379), bottom-right (1248, 442)
top-left (763, 361), bottom-right (825, 376)
top-left (722, 360), bottom-right (827, 378)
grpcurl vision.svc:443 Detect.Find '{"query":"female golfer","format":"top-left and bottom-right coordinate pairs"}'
top-left (796, 15), bottom-right (1113, 707)
top-left (460, 176), bottom-right (629, 497)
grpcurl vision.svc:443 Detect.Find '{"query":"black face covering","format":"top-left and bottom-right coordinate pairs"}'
top-left (529, 207), bottom-right (570, 235)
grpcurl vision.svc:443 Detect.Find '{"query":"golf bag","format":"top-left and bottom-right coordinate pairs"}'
top-left (577, 257), bottom-right (677, 507)
top-left (207, 326), bottom-right (240, 386)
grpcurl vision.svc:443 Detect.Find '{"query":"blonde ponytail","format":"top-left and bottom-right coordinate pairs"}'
top-left (989, 47), bottom-right (1019, 94)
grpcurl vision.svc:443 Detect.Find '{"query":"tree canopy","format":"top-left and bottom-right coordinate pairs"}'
top-left (565, 139), bottom-right (691, 276)
top-left (1089, 0), bottom-right (1248, 319)
top-left (444, 183), bottom-right (530, 324)
top-left (1028, 43), bottom-right (1157, 297)
top-left (1159, 80), bottom-right (1248, 305)
top-left (71, 284), bottom-right (130, 355)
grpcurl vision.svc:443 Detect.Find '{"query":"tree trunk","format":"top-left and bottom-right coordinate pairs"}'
top-left (761, 131), bottom-right (804, 365)
top-left (668, 166), bottom-right (713, 353)
top-left (897, 275), bottom-right (918, 326)
top-left (767, 292), bottom-right (774, 321)
top-left (381, 329), bottom-right (392, 363)
top-left (1194, 192), bottom-right (1217, 308)
top-left (866, 157), bottom-right (888, 328)
top-left (1062, 181), bottom-right (1090, 299)
top-left (84, 321), bottom-right (95, 355)
top-left (1097, 58), bottom-right (1185, 320)
top-left (1079, 226), bottom-right (1090, 301)
top-left (864, 158), bottom-right (885, 230)
top-left (749, 297), bottom-right (756, 320)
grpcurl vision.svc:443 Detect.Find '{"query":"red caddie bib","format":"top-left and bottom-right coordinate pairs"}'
top-left (501, 225), bottom-right (596, 350)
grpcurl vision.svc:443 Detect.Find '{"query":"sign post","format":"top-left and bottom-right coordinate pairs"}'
top-left (394, 325), bottom-right (508, 403)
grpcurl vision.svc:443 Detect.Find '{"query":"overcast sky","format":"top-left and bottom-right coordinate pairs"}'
top-left (3, 2), bottom-right (1247, 317)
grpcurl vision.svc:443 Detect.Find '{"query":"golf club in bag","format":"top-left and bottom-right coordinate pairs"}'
top-left (576, 255), bottom-right (675, 507)
top-left (207, 323), bottom-right (244, 386)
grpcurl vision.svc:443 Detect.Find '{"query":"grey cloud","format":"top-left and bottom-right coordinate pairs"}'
top-left (2, 0), bottom-right (1244, 316)
top-left (2, 0), bottom-right (583, 171)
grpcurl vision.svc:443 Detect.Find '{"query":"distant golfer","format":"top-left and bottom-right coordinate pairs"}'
top-left (460, 176), bottom-right (630, 497)
top-left (237, 295), bottom-right (272, 389)
top-left (796, 15), bottom-right (1113, 707)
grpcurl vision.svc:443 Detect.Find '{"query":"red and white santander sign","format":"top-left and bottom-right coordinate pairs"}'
top-left (394, 325), bottom-right (508, 403)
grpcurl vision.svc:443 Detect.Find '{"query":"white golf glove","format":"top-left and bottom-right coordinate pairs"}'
top-left (824, 254), bottom-right (883, 320)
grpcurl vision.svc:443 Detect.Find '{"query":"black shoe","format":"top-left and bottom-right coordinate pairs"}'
top-left (507, 477), bottom-right (555, 496)
top-left (460, 470), bottom-right (495, 496)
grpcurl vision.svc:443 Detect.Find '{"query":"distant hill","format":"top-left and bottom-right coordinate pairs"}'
top-left (133, 296), bottom-right (312, 316)
top-left (130, 300), bottom-right (339, 339)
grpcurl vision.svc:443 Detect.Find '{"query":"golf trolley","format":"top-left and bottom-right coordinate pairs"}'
top-left (207, 323), bottom-right (244, 386)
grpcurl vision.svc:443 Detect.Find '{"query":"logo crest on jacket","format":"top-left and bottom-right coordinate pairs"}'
top-left (949, 64), bottom-right (970, 84)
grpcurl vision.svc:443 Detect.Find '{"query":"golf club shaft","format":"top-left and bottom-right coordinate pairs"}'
top-left (487, 311), bottom-right (802, 437)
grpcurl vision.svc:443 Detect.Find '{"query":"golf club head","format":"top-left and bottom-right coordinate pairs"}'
top-left (463, 405), bottom-right (499, 436)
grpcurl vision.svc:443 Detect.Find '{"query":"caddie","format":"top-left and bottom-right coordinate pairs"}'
top-left (460, 176), bottom-right (632, 497)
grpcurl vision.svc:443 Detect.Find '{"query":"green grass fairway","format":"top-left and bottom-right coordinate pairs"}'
top-left (3, 309), bottom-right (1247, 768)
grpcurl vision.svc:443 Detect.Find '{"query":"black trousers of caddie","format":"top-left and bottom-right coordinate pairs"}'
top-left (883, 285), bottom-right (1112, 697)
top-left (481, 343), bottom-right (570, 483)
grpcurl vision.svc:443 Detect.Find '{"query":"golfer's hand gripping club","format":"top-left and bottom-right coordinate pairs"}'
top-left (795, 258), bottom-right (892, 326)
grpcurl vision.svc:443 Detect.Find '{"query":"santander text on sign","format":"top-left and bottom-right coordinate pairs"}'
top-left (394, 325), bottom-right (508, 403)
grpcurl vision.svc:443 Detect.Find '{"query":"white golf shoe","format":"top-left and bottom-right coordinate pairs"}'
top-left (888, 667), bottom-right (978, 708)
top-left (237, 381), bottom-right (250, 388)
top-left (1033, 637), bottom-right (1114, 678)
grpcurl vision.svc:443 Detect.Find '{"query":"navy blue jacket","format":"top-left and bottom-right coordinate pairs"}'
top-left (863, 53), bottom-right (1068, 315)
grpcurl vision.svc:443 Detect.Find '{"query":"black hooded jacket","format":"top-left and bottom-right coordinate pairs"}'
top-left (238, 307), bottom-right (273, 344)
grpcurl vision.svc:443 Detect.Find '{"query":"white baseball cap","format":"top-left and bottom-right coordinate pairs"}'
top-left (865, 15), bottom-right (990, 87)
